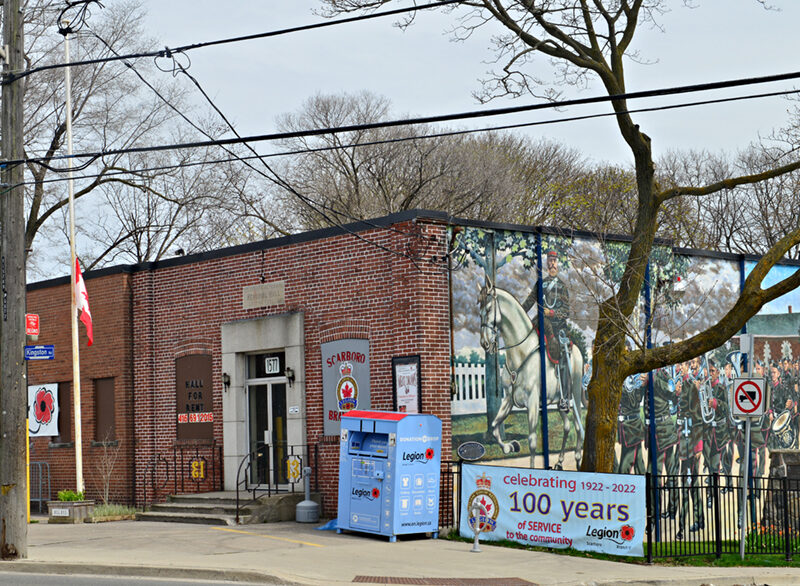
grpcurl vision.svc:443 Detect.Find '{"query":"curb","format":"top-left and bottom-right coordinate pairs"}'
top-left (0, 561), bottom-right (302, 585)
top-left (590, 577), bottom-right (799, 586)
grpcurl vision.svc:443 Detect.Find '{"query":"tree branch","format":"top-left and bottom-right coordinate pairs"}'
top-left (658, 157), bottom-right (800, 203)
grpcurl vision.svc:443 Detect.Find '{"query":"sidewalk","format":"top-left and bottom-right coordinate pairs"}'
top-left (1, 518), bottom-right (799, 585)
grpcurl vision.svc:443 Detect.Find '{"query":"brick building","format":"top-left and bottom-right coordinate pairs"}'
top-left (26, 211), bottom-right (452, 515)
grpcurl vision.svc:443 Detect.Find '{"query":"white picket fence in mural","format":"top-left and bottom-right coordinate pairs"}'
top-left (452, 361), bottom-right (553, 415)
top-left (452, 362), bottom-right (487, 415)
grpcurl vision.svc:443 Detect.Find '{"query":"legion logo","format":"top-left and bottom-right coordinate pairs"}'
top-left (467, 473), bottom-right (499, 533)
top-left (337, 362), bottom-right (359, 412)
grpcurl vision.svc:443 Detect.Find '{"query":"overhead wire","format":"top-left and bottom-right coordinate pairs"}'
top-left (5, 0), bottom-right (461, 84)
top-left (73, 24), bottom-right (438, 267)
top-left (14, 85), bottom-right (800, 189)
top-left (18, 1), bottom-right (800, 269)
top-left (17, 68), bottom-right (800, 169)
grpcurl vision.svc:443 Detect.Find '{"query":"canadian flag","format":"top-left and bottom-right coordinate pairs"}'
top-left (75, 257), bottom-right (93, 346)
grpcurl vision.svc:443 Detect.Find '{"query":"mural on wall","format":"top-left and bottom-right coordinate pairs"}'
top-left (449, 225), bottom-right (792, 488)
top-left (451, 228), bottom-right (588, 470)
top-left (745, 262), bottom-right (800, 473)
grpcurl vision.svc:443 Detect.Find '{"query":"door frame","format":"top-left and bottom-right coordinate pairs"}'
top-left (245, 377), bottom-right (288, 487)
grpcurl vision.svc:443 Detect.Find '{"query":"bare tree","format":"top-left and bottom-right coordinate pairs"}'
top-left (276, 91), bottom-right (587, 228)
top-left (22, 1), bottom-right (285, 277)
top-left (320, 0), bottom-right (800, 472)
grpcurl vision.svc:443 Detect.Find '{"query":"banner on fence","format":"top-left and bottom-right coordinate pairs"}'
top-left (459, 463), bottom-right (646, 557)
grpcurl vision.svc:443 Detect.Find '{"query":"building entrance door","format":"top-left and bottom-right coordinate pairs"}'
top-left (247, 382), bottom-right (287, 486)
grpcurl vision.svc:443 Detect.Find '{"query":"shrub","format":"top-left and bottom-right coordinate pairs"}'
top-left (57, 489), bottom-right (85, 502)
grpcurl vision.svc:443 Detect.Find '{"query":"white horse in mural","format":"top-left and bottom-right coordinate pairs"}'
top-left (479, 282), bottom-right (585, 469)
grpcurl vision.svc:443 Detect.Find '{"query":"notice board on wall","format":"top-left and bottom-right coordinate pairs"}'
top-left (175, 354), bottom-right (214, 440)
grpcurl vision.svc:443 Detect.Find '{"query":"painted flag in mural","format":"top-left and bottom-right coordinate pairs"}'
top-left (75, 257), bottom-right (93, 346)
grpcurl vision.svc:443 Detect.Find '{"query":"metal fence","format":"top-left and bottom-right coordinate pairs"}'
top-left (141, 443), bottom-right (223, 509)
top-left (646, 472), bottom-right (800, 561)
top-left (235, 443), bottom-right (319, 523)
top-left (440, 460), bottom-right (460, 529)
top-left (29, 461), bottom-right (51, 513)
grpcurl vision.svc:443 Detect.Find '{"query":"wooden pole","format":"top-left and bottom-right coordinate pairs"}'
top-left (0, 0), bottom-right (28, 559)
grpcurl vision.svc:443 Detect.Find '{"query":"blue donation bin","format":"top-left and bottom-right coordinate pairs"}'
top-left (337, 410), bottom-right (442, 542)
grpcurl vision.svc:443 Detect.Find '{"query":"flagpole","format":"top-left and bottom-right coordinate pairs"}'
top-left (63, 21), bottom-right (84, 494)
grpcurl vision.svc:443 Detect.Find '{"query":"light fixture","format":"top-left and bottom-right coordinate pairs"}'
top-left (285, 367), bottom-right (295, 387)
top-left (222, 372), bottom-right (231, 391)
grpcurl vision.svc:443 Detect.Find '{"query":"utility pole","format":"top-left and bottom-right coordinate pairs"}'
top-left (0, 0), bottom-right (27, 559)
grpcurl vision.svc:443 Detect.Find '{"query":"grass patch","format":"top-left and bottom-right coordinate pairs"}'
top-left (92, 503), bottom-right (138, 518)
top-left (452, 411), bottom-right (580, 460)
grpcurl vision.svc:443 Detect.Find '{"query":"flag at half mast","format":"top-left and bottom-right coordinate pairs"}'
top-left (75, 257), bottom-right (93, 346)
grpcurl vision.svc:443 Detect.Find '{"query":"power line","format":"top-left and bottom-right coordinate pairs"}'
top-left (16, 69), bottom-right (800, 168)
top-left (6, 0), bottom-right (461, 83)
top-left (15, 85), bottom-right (800, 188)
top-left (77, 25), bottom-right (440, 266)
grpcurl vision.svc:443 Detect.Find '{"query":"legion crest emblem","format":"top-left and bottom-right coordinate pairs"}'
top-left (337, 362), bottom-right (359, 412)
top-left (467, 472), bottom-right (499, 533)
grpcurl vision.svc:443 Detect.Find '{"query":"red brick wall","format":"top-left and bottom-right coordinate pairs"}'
top-left (131, 219), bottom-right (452, 515)
top-left (27, 271), bottom-right (135, 505)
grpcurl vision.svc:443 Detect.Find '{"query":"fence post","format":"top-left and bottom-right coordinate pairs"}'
top-left (713, 472), bottom-right (722, 559)
top-left (456, 461), bottom-right (462, 531)
top-left (646, 472), bottom-right (653, 563)
top-left (783, 475), bottom-right (792, 562)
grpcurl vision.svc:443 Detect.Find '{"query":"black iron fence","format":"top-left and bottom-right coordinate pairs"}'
top-left (436, 463), bottom-right (800, 560)
top-left (235, 443), bottom-right (319, 523)
top-left (141, 443), bottom-right (223, 509)
top-left (646, 472), bottom-right (800, 561)
top-left (440, 460), bottom-right (460, 529)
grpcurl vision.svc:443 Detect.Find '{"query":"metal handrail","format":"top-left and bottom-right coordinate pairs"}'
top-left (235, 442), bottom-right (315, 524)
top-left (140, 443), bottom-right (223, 509)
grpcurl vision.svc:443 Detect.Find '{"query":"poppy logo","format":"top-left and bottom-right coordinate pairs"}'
top-left (34, 387), bottom-right (55, 425)
top-left (620, 525), bottom-right (635, 541)
top-left (425, 448), bottom-right (434, 460)
top-left (372, 488), bottom-right (380, 499)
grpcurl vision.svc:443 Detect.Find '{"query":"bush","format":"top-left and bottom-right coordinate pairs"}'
top-left (57, 489), bottom-right (85, 501)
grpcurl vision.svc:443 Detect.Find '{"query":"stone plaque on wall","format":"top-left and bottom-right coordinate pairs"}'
top-left (242, 281), bottom-right (285, 309)
top-left (321, 339), bottom-right (370, 436)
top-left (176, 354), bottom-right (214, 440)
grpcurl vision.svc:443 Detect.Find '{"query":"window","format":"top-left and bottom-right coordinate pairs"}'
top-left (53, 382), bottom-right (72, 445)
top-left (95, 378), bottom-right (115, 442)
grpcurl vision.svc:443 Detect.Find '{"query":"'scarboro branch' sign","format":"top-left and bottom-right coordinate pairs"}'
top-left (321, 338), bottom-right (370, 435)
top-left (175, 354), bottom-right (214, 440)
top-left (460, 463), bottom-right (645, 557)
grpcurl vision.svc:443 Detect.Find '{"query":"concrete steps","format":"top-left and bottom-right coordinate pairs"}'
top-left (137, 491), bottom-right (321, 526)
top-left (137, 493), bottom-right (250, 526)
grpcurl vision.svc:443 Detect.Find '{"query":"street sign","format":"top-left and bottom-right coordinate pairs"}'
top-left (24, 345), bottom-right (54, 361)
top-left (732, 378), bottom-right (766, 417)
top-left (25, 313), bottom-right (39, 336)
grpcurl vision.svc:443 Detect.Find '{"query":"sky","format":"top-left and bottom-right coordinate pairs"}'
top-left (139, 0), bottom-right (800, 166)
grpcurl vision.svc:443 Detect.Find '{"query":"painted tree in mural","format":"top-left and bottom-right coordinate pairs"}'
top-left (321, 0), bottom-right (800, 472)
